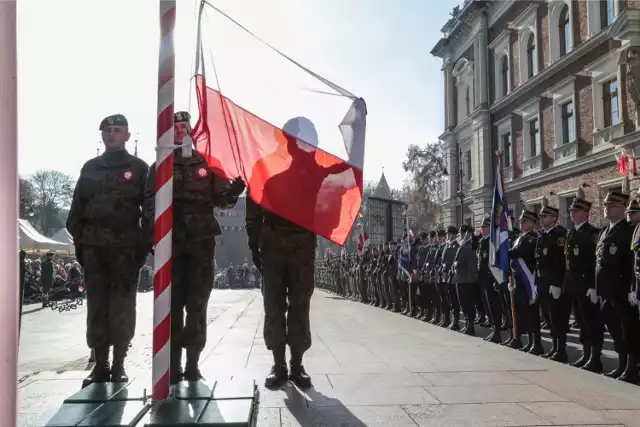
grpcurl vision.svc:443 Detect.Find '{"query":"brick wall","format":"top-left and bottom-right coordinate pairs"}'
top-left (621, 1), bottom-right (640, 11)
top-left (576, 75), bottom-right (593, 155)
top-left (575, 0), bottom-right (588, 46)
top-left (540, 96), bottom-right (554, 168)
top-left (520, 164), bottom-right (622, 227)
top-left (540, 3), bottom-right (550, 70)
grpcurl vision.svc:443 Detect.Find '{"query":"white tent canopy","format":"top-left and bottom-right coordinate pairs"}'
top-left (19, 219), bottom-right (70, 252)
top-left (51, 228), bottom-right (73, 245)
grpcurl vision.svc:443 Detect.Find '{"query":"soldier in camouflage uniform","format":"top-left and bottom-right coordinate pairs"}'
top-left (67, 114), bottom-right (149, 387)
top-left (143, 111), bottom-right (245, 383)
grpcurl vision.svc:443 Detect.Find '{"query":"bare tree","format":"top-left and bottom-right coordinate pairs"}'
top-left (19, 177), bottom-right (36, 219)
top-left (27, 170), bottom-right (75, 235)
top-left (402, 141), bottom-right (446, 230)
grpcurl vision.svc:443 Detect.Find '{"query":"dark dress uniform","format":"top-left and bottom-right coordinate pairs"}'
top-left (359, 249), bottom-right (370, 303)
top-left (41, 255), bottom-right (54, 294)
top-left (442, 228), bottom-right (460, 329)
top-left (387, 242), bottom-right (401, 312)
top-left (477, 216), bottom-right (502, 343)
top-left (595, 190), bottom-right (638, 381)
top-left (507, 211), bottom-right (538, 349)
top-left (143, 112), bottom-right (244, 383)
top-left (430, 233), bottom-right (448, 325)
top-left (561, 198), bottom-right (602, 370)
top-left (415, 232), bottom-right (432, 320)
top-left (452, 224), bottom-right (478, 335)
top-left (66, 114), bottom-right (149, 387)
top-left (534, 206), bottom-right (568, 360)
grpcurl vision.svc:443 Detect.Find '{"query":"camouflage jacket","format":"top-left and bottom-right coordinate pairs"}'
top-left (67, 150), bottom-right (149, 248)
top-left (143, 151), bottom-right (240, 251)
top-left (245, 195), bottom-right (316, 255)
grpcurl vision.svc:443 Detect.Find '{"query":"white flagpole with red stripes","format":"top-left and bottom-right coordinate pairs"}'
top-left (0, 0), bottom-right (18, 424)
top-left (152, 0), bottom-right (176, 401)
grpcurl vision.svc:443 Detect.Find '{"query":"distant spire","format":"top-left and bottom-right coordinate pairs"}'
top-left (373, 170), bottom-right (392, 199)
top-left (134, 139), bottom-right (138, 157)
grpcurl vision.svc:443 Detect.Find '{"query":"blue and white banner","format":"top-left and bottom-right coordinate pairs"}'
top-left (489, 159), bottom-right (511, 284)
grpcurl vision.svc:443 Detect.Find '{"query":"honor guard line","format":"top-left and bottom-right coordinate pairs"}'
top-left (39, 2), bottom-right (259, 426)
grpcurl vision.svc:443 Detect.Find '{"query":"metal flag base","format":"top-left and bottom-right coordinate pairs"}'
top-left (40, 378), bottom-right (259, 427)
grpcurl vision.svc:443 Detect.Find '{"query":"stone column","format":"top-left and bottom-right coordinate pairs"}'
top-left (444, 62), bottom-right (455, 130)
top-left (474, 14), bottom-right (489, 108)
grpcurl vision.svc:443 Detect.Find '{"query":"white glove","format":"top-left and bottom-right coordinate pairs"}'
top-left (629, 291), bottom-right (638, 307)
top-left (508, 281), bottom-right (515, 292)
top-left (586, 288), bottom-right (598, 305)
top-left (550, 285), bottom-right (561, 300)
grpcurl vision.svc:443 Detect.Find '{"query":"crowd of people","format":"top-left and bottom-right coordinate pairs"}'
top-left (19, 250), bottom-right (83, 309)
top-left (316, 192), bottom-right (640, 385)
top-left (215, 262), bottom-right (261, 289)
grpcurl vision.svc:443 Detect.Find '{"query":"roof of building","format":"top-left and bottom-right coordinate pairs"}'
top-left (373, 172), bottom-right (393, 199)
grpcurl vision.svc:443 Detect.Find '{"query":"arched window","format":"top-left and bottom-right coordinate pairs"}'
top-left (526, 34), bottom-right (537, 77)
top-left (500, 55), bottom-right (509, 96)
top-left (559, 5), bottom-right (571, 56)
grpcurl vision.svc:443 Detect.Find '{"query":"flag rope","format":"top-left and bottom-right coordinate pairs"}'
top-left (152, 0), bottom-right (176, 401)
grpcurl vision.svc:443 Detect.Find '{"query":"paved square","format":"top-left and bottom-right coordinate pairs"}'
top-left (18, 290), bottom-right (640, 426)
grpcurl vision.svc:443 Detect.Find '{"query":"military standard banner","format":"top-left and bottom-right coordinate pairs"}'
top-left (192, 2), bottom-right (367, 246)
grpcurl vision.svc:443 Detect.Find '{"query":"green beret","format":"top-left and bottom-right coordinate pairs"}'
top-left (174, 111), bottom-right (191, 123)
top-left (99, 114), bottom-right (128, 131)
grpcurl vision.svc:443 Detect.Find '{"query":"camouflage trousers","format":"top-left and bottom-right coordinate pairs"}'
top-left (83, 246), bottom-right (140, 348)
top-left (261, 246), bottom-right (315, 353)
top-left (172, 240), bottom-right (215, 352)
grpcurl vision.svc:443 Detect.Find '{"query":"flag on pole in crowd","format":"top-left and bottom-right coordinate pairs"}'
top-left (192, 3), bottom-right (367, 246)
top-left (357, 230), bottom-right (369, 253)
top-left (488, 158), bottom-right (511, 284)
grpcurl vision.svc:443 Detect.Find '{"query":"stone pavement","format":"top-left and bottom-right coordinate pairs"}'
top-left (18, 289), bottom-right (640, 427)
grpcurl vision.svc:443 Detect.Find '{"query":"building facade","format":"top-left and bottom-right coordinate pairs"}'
top-left (432, 0), bottom-right (640, 228)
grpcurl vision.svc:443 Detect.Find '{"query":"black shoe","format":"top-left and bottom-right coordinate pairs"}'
top-left (184, 367), bottom-right (205, 382)
top-left (604, 353), bottom-right (627, 379)
top-left (571, 346), bottom-right (591, 368)
top-left (507, 339), bottom-right (523, 350)
top-left (582, 346), bottom-right (603, 374)
top-left (617, 355), bottom-right (639, 384)
top-left (289, 364), bottom-right (312, 389)
top-left (170, 369), bottom-right (184, 385)
top-left (550, 348), bottom-right (568, 363)
top-left (542, 339), bottom-right (558, 359)
top-left (265, 365), bottom-right (288, 389)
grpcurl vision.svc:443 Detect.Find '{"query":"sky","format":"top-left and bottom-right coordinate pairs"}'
top-left (17, 0), bottom-right (458, 190)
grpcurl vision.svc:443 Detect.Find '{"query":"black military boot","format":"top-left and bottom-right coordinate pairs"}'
top-left (170, 345), bottom-right (184, 385)
top-left (550, 338), bottom-right (568, 363)
top-left (463, 321), bottom-right (476, 337)
top-left (571, 345), bottom-right (591, 368)
top-left (184, 348), bottom-right (205, 382)
top-left (82, 345), bottom-right (110, 388)
top-left (542, 338), bottom-right (558, 358)
top-left (110, 345), bottom-right (129, 383)
top-left (265, 347), bottom-right (288, 389)
top-left (618, 355), bottom-right (639, 384)
top-left (604, 353), bottom-right (628, 379)
top-left (289, 349), bottom-right (312, 389)
top-left (582, 345), bottom-right (603, 373)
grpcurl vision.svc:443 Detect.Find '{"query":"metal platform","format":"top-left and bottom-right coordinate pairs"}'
top-left (39, 378), bottom-right (259, 427)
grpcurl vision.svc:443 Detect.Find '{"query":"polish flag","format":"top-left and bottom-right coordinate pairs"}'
top-left (357, 231), bottom-right (369, 253)
top-left (192, 4), bottom-right (366, 246)
top-left (616, 150), bottom-right (629, 176)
